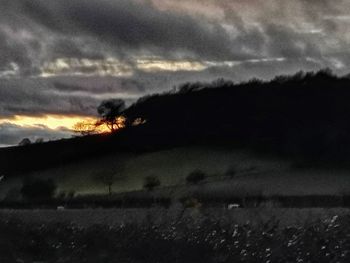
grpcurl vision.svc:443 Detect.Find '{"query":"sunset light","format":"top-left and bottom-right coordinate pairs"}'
top-left (0, 115), bottom-right (101, 131)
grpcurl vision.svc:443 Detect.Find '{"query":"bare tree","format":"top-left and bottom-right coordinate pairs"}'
top-left (96, 173), bottom-right (114, 196)
top-left (94, 161), bottom-right (124, 196)
top-left (73, 121), bottom-right (98, 135)
top-left (97, 99), bottom-right (126, 132)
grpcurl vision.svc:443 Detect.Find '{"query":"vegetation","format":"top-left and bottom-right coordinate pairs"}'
top-left (94, 172), bottom-right (115, 196)
top-left (20, 178), bottom-right (57, 200)
top-left (1, 213), bottom-right (350, 262)
top-left (73, 121), bottom-right (99, 136)
top-left (143, 175), bottom-right (161, 191)
top-left (94, 163), bottom-right (124, 196)
top-left (96, 99), bottom-right (126, 132)
top-left (186, 169), bottom-right (206, 184)
top-left (4, 69), bottom-right (350, 176)
top-left (18, 138), bottom-right (31, 146)
top-left (125, 69), bottom-right (350, 165)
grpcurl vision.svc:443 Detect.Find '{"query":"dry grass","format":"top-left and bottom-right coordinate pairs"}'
top-left (1, 208), bottom-right (350, 262)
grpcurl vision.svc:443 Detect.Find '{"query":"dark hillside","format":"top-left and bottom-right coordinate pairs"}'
top-left (2, 69), bottom-right (350, 176)
top-left (0, 126), bottom-right (188, 176)
top-left (125, 70), bottom-right (350, 165)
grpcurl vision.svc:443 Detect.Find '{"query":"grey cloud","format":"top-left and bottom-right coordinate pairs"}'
top-left (0, 123), bottom-right (72, 146)
top-left (263, 24), bottom-right (323, 59)
top-left (0, 78), bottom-right (99, 117)
top-left (0, 0), bottom-right (349, 76)
top-left (0, 55), bottom-right (338, 119)
top-left (0, 76), bottom-right (148, 118)
top-left (0, 28), bottom-right (38, 75)
top-left (132, 57), bottom-right (326, 90)
top-left (53, 77), bottom-right (146, 94)
top-left (1, 0), bottom-right (350, 146)
top-left (50, 38), bottom-right (105, 61)
top-left (21, 0), bottom-right (252, 61)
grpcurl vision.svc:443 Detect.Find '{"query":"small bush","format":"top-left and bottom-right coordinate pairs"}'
top-left (143, 176), bottom-right (161, 191)
top-left (186, 170), bottom-right (206, 184)
top-left (18, 138), bottom-right (31, 146)
top-left (67, 190), bottom-right (76, 199)
top-left (21, 178), bottom-right (57, 200)
top-left (181, 197), bottom-right (202, 208)
top-left (57, 191), bottom-right (66, 199)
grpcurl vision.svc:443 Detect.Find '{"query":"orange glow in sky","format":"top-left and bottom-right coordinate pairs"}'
top-left (0, 114), bottom-right (103, 131)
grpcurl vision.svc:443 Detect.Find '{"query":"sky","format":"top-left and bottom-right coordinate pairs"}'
top-left (0, 0), bottom-right (349, 146)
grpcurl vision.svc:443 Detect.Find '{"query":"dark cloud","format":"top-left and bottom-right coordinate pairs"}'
top-left (21, 0), bottom-right (253, 61)
top-left (0, 78), bottom-right (97, 118)
top-left (0, 0), bottom-right (348, 75)
top-left (263, 24), bottom-right (322, 59)
top-left (50, 38), bottom-right (105, 61)
top-left (0, 77), bottom-right (147, 118)
top-left (1, 0), bottom-right (350, 145)
top-left (53, 77), bottom-right (146, 95)
top-left (0, 123), bottom-right (72, 146)
top-left (0, 28), bottom-right (38, 75)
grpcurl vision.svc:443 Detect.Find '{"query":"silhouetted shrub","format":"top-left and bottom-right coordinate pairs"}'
top-left (97, 99), bottom-right (125, 131)
top-left (178, 82), bottom-right (204, 93)
top-left (181, 197), bottom-right (202, 208)
top-left (143, 176), bottom-right (161, 191)
top-left (186, 170), bottom-right (206, 184)
top-left (18, 138), bottom-right (31, 146)
top-left (35, 138), bottom-right (44, 144)
top-left (21, 178), bottom-right (57, 200)
top-left (67, 190), bottom-right (75, 199)
top-left (57, 191), bottom-right (66, 199)
top-left (94, 172), bottom-right (115, 196)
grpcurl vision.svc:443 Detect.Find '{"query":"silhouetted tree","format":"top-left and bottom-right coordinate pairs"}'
top-left (96, 173), bottom-right (114, 196)
top-left (94, 163), bottom-right (124, 196)
top-left (18, 138), bottom-right (31, 146)
top-left (67, 190), bottom-right (75, 199)
top-left (57, 191), bottom-right (66, 199)
top-left (143, 176), bottom-right (161, 191)
top-left (178, 82), bottom-right (203, 93)
top-left (73, 121), bottom-right (98, 135)
top-left (97, 99), bottom-right (125, 132)
top-left (186, 170), bottom-right (206, 184)
top-left (21, 178), bottom-right (57, 200)
top-left (35, 138), bottom-right (44, 144)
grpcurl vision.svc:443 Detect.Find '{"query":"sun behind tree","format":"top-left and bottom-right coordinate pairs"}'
top-left (96, 99), bottom-right (126, 132)
top-left (73, 99), bottom-right (127, 135)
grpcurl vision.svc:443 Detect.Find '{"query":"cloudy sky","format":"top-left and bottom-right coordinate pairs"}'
top-left (0, 0), bottom-right (349, 146)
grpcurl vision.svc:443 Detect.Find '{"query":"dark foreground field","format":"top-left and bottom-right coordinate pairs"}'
top-left (1, 208), bottom-right (350, 262)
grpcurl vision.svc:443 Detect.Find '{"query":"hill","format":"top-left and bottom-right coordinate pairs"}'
top-left (2, 69), bottom-right (350, 199)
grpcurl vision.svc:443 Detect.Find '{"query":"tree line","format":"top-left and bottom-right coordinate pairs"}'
top-left (74, 68), bottom-right (350, 165)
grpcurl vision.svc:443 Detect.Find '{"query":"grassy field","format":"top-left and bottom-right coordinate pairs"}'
top-left (2, 145), bottom-right (350, 201)
top-left (1, 208), bottom-right (350, 262)
top-left (0, 207), bottom-right (349, 227)
top-left (0, 145), bottom-right (288, 197)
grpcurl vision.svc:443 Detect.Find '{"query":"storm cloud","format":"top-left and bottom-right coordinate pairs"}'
top-left (1, 0), bottom-right (350, 145)
top-left (0, 123), bottom-right (72, 146)
top-left (1, 0), bottom-right (349, 76)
